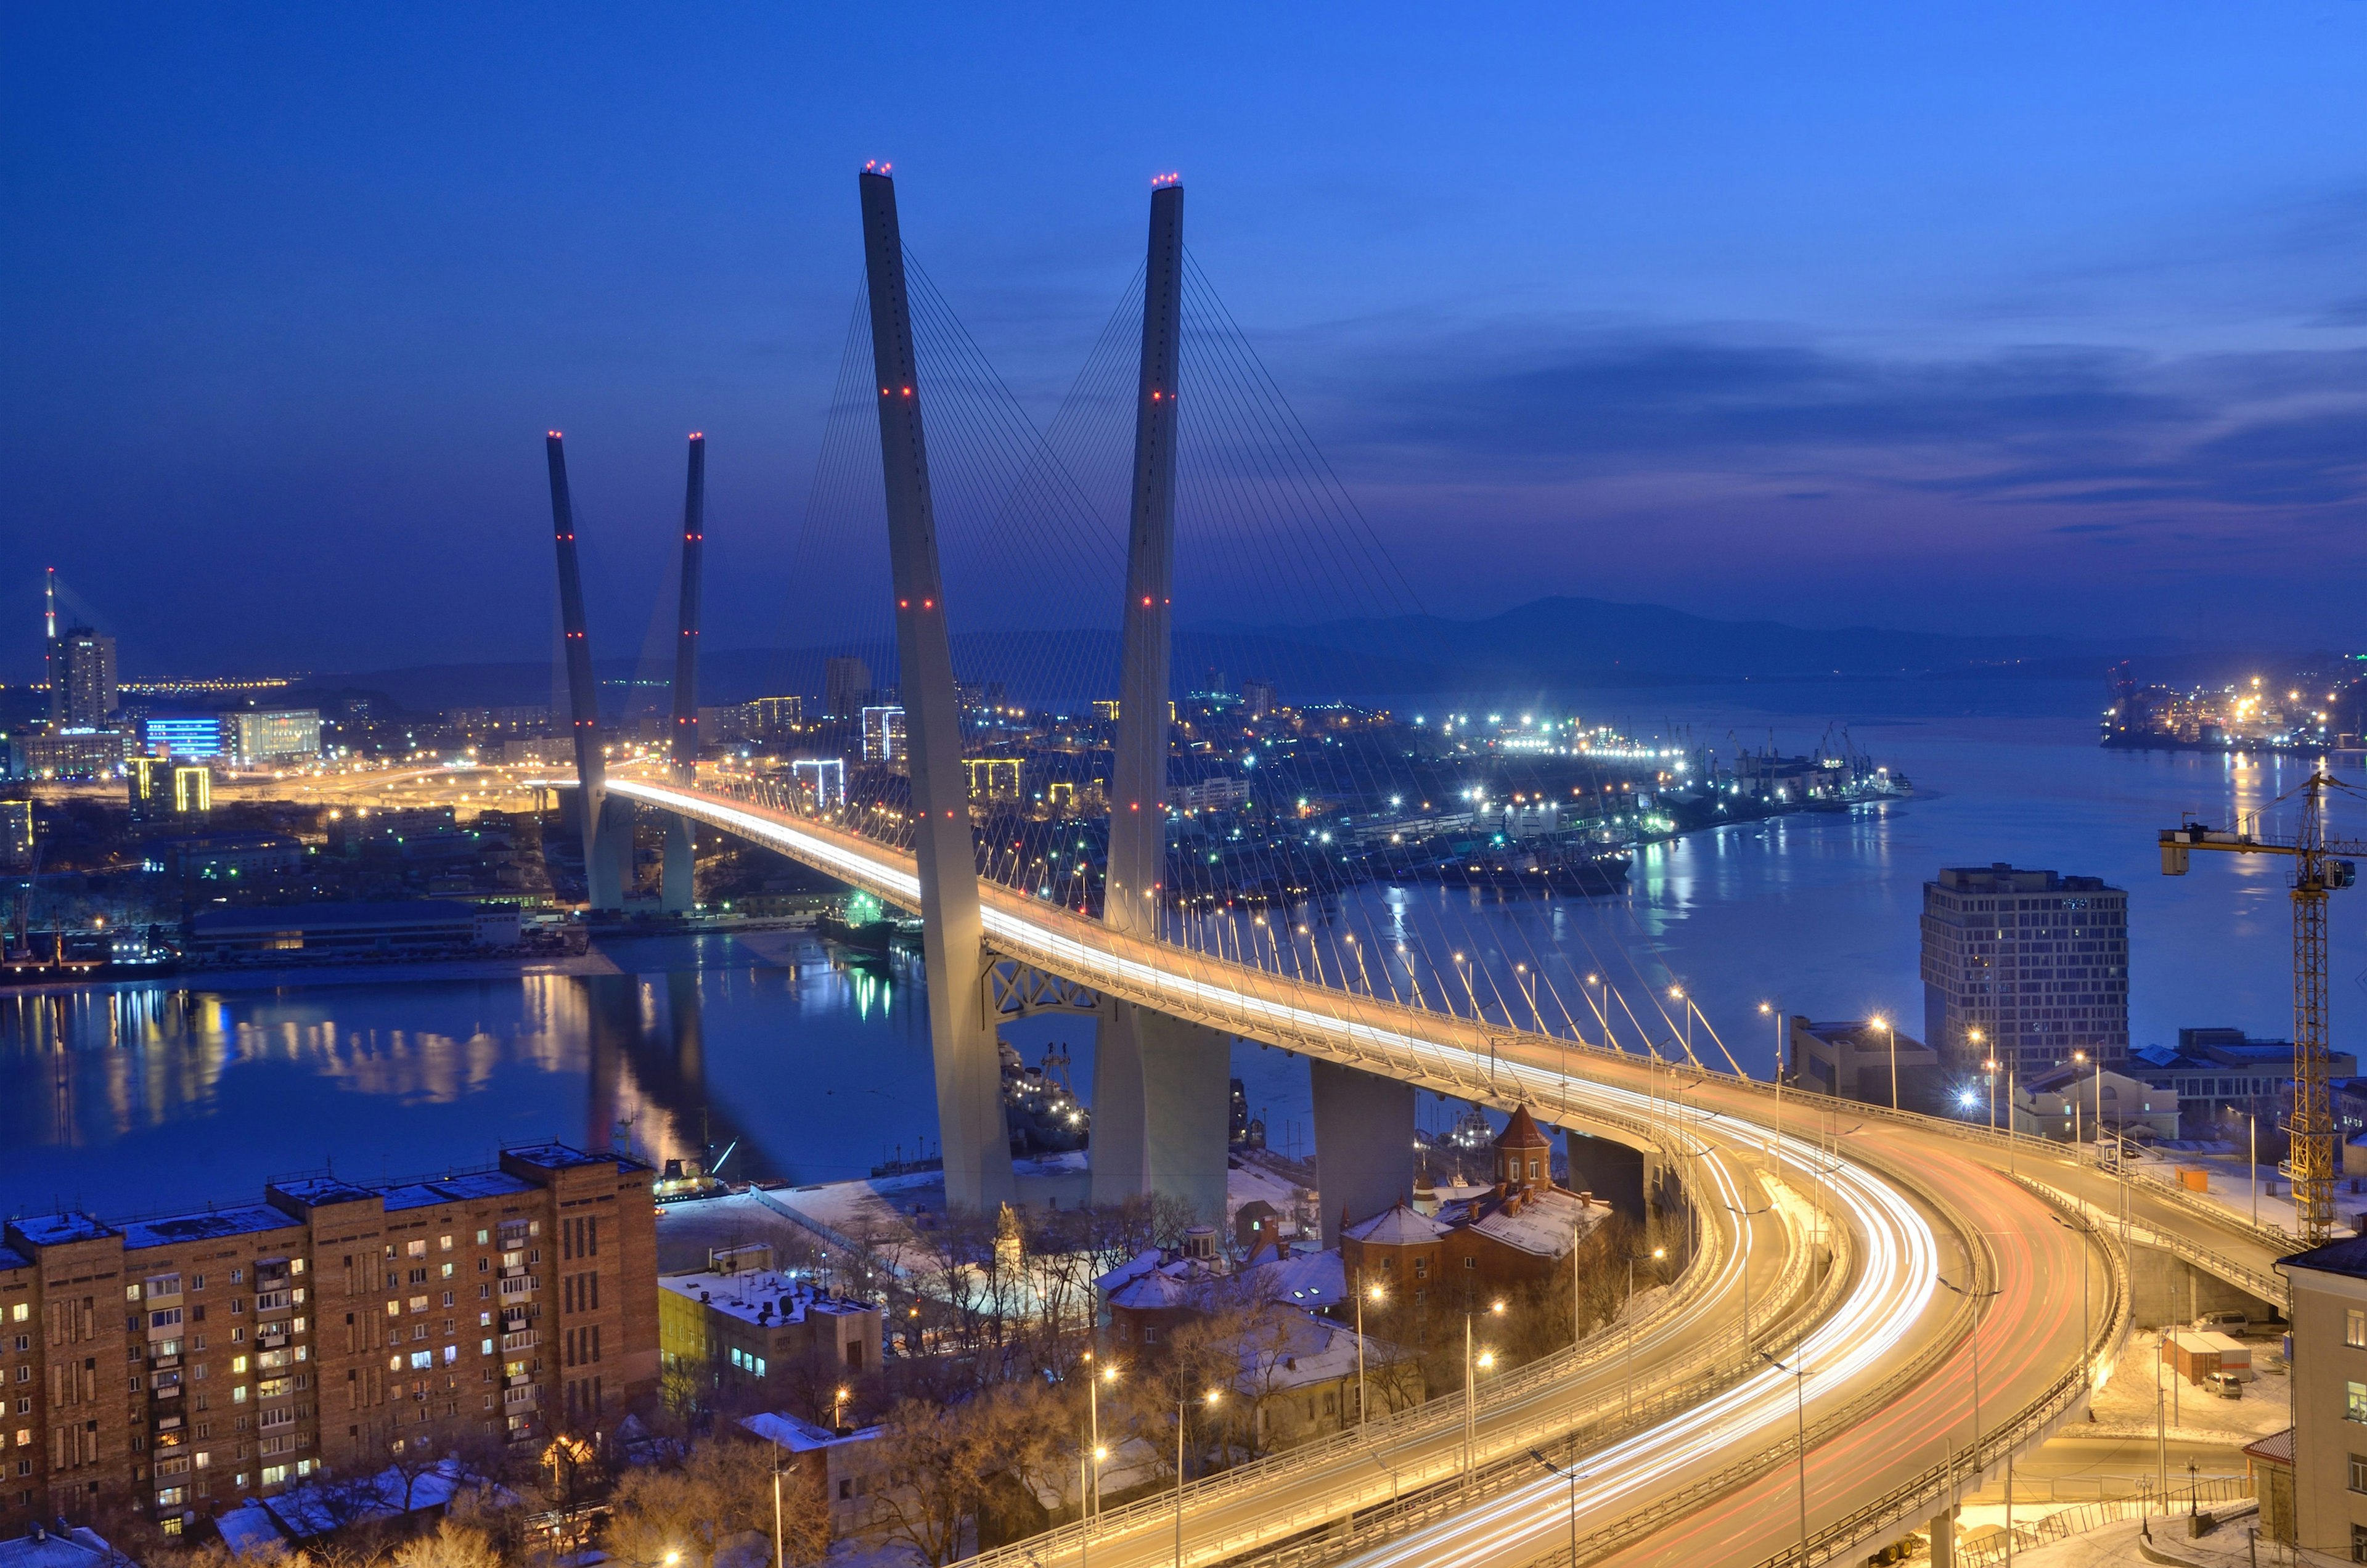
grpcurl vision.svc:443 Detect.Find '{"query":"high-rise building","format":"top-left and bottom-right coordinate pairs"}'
top-left (0, 799), bottom-right (32, 868)
top-left (1921, 863), bottom-right (2128, 1074)
top-left (47, 629), bottom-right (117, 726)
top-left (17, 730), bottom-right (128, 780)
top-left (748, 695), bottom-right (802, 735)
top-left (0, 1144), bottom-right (656, 1537)
top-left (859, 705), bottom-right (906, 766)
top-left (824, 658), bottom-right (872, 721)
top-left (218, 710), bottom-right (322, 767)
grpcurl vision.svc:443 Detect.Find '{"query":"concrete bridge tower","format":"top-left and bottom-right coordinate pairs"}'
top-left (857, 168), bottom-right (1015, 1212)
top-left (546, 433), bottom-right (628, 910)
top-left (1092, 178), bottom-right (1232, 1220)
top-left (661, 433), bottom-right (706, 912)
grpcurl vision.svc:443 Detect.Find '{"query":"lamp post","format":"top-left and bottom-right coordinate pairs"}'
top-left (1668, 984), bottom-right (1693, 1064)
top-left (1982, 1054), bottom-right (2000, 1135)
top-left (1527, 1447), bottom-right (1588, 1567)
top-left (1936, 1275), bottom-right (2001, 1495)
top-left (2045, 1207), bottom-right (2101, 1402)
top-left (1625, 1248), bottom-right (1665, 1420)
top-left (1177, 1389), bottom-right (1220, 1568)
top-left (1454, 952), bottom-right (1478, 1021)
top-left (1760, 1000), bottom-right (1784, 1167)
top-left (2071, 1049), bottom-right (2089, 1147)
top-left (1759, 1350), bottom-right (1810, 1558)
top-left (1463, 1299), bottom-right (1504, 1490)
top-left (1355, 1277), bottom-right (1385, 1426)
top-left (1723, 1199), bottom-right (1774, 1354)
top-left (1085, 1355), bottom-right (1118, 1519)
top-left (1515, 962), bottom-right (1543, 1034)
top-left (1584, 972), bottom-right (1611, 1050)
top-left (1872, 1016), bottom-right (1897, 1111)
top-left (2230, 1105), bottom-right (2258, 1228)
top-left (832, 1385), bottom-right (850, 1433)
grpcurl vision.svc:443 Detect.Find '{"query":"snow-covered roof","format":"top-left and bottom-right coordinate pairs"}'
top-left (1094, 1247), bottom-right (1164, 1297)
top-left (1439, 1187), bottom-right (1607, 1261)
top-left (658, 1267), bottom-right (875, 1328)
top-left (741, 1411), bottom-right (882, 1454)
top-left (0, 1528), bottom-right (117, 1568)
top-left (1247, 1248), bottom-right (1345, 1309)
top-left (1344, 1204), bottom-right (1451, 1246)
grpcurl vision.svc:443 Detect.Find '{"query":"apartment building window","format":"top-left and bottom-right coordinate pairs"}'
top-left (2351, 1453), bottom-right (2367, 1493)
top-left (2350, 1308), bottom-right (2366, 1349)
top-left (2348, 1381), bottom-right (2367, 1424)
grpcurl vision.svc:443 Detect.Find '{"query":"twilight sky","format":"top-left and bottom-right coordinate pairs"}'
top-left (4, 3), bottom-right (2366, 677)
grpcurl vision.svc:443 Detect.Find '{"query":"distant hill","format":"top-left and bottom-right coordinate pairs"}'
top-left (314, 596), bottom-right (2217, 713)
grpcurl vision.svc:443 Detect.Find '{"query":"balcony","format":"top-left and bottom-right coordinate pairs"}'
top-left (497, 1276), bottom-right (538, 1300)
top-left (499, 1329), bottom-right (539, 1353)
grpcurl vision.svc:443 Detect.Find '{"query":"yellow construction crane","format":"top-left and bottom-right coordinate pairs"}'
top-left (2161, 771), bottom-right (2363, 1244)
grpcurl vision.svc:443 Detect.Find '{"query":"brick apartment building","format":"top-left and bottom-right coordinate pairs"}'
top-left (0, 1144), bottom-right (655, 1537)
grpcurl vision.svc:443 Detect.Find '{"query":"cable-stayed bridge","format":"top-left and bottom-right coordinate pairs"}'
top-left (544, 169), bottom-right (2287, 1568)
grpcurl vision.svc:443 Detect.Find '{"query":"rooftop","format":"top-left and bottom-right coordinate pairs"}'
top-left (1344, 1203), bottom-right (1452, 1246)
top-left (0, 1527), bottom-right (118, 1568)
top-left (741, 1411), bottom-right (881, 1454)
top-left (382, 1172), bottom-right (538, 1211)
top-left (1441, 1186), bottom-right (1608, 1260)
top-left (6, 1214), bottom-right (117, 1247)
top-left (2279, 1235), bottom-right (2367, 1278)
top-left (660, 1268), bottom-right (877, 1328)
top-left (121, 1204), bottom-right (301, 1252)
top-left (0, 1244), bottom-right (30, 1273)
top-left (505, 1143), bottom-right (650, 1175)
top-left (266, 1176), bottom-right (383, 1209)
top-left (189, 899), bottom-right (477, 932)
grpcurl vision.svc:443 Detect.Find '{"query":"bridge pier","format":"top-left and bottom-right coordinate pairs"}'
top-left (1310, 1060), bottom-right (1416, 1248)
top-left (660, 813), bottom-right (694, 912)
top-left (1090, 1002), bottom-right (1230, 1222)
top-left (1928, 1505), bottom-right (1957, 1567)
top-left (2127, 1238), bottom-right (2280, 1329)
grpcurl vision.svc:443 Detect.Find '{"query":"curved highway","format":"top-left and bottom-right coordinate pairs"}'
top-left (608, 776), bottom-right (2247, 1566)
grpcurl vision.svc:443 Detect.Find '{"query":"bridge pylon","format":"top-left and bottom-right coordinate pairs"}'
top-left (856, 168), bottom-right (1015, 1213)
top-left (545, 432), bottom-right (628, 911)
top-left (660, 433), bottom-right (706, 912)
top-left (1092, 176), bottom-right (1231, 1221)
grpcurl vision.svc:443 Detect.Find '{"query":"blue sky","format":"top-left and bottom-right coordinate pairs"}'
top-left (4, 4), bottom-right (2365, 673)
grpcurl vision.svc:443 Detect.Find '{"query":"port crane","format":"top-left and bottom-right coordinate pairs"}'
top-left (2160, 771), bottom-right (2363, 1243)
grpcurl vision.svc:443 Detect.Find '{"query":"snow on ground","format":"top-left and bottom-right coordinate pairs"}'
top-left (2083, 1328), bottom-right (2291, 1447)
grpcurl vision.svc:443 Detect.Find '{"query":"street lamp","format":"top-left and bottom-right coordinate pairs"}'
top-left (2071, 1049), bottom-right (2090, 1146)
top-left (1454, 952), bottom-right (1478, 1021)
top-left (1723, 1199), bottom-right (1774, 1353)
top-left (1936, 1275), bottom-right (2001, 1498)
top-left (1871, 1016), bottom-right (1896, 1111)
top-left (1177, 1388), bottom-right (1221, 1568)
top-left (1515, 961), bottom-right (1543, 1034)
top-left (1759, 1350), bottom-right (1810, 1558)
top-left (1625, 1247), bottom-right (1666, 1421)
top-left (1527, 1447), bottom-right (1590, 1567)
top-left (2228, 1104), bottom-right (2259, 1228)
top-left (1084, 1355), bottom-right (1119, 1519)
top-left (1355, 1278), bottom-right (1385, 1426)
top-left (1982, 1056), bottom-right (2000, 1135)
top-left (1463, 1299), bottom-right (1505, 1489)
top-left (1668, 984), bottom-right (1693, 1064)
top-left (1584, 973), bottom-right (1611, 1049)
top-left (832, 1386), bottom-right (851, 1432)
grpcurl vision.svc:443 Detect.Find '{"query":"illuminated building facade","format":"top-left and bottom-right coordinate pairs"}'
top-left (144, 715), bottom-right (223, 761)
top-left (0, 1145), bottom-right (656, 1536)
top-left (219, 710), bottom-right (322, 766)
top-left (47, 629), bottom-right (117, 726)
top-left (1921, 863), bottom-right (2129, 1075)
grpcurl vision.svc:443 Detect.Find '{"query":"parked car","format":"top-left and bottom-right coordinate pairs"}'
top-left (2194, 1310), bottom-right (2249, 1336)
top-left (2208, 1371), bottom-right (2243, 1400)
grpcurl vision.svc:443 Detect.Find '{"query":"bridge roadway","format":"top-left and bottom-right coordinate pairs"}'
top-left (610, 777), bottom-right (2275, 1566)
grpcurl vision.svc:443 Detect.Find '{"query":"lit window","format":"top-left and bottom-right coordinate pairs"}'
top-left (2349, 1309), bottom-right (2365, 1350)
top-left (2347, 1381), bottom-right (2367, 1424)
